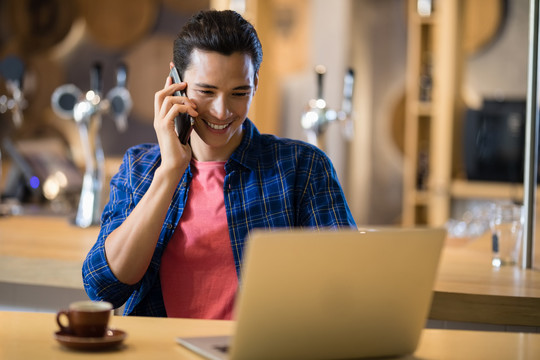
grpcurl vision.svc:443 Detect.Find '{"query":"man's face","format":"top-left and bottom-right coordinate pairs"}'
top-left (183, 49), bottom-right (258, 157)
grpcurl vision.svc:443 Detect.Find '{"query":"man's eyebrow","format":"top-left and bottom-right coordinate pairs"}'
top-left (194, 83), bottom-right (217, 89)
top-left (233, 85), bottom-right (253, 91)
top-left (194, 83), bottom-right (252, 91)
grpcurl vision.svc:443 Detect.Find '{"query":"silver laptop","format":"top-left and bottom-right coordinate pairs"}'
top-left (177, 227), bottom-right (445, 360)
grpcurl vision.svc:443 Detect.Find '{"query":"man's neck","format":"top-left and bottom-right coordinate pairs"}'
top-left (190, 131), bottom-right (243, 162)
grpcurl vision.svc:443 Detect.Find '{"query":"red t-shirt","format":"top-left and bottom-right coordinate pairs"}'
top-left (160, 160), bottom-right (238, 319)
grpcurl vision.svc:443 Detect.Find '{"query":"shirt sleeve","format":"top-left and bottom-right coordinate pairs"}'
top-left (297, 149), bottom-right (357, 229)
top-left (82, 149), bottom-right (139, 308)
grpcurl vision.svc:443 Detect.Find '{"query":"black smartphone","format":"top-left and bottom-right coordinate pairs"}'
top-left (169, 67), bottom-right (193, 144)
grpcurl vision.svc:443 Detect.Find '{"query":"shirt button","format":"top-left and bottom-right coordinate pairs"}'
top-left (166, 223), bottom-right (173, 230)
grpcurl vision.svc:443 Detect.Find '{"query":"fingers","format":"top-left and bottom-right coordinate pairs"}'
top-left (155, 80), bottom-right (183, 112)
top-left (154, 79), bottom-right (197, 119)
top-left (153, 81), bottom-right (198, 141)
top-left (159, 97), bottom-right (198, 121)
top-left (151, 77), bottom-right (195, 172)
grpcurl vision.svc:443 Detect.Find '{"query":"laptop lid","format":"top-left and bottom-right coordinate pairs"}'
top-left (178, 227), bottom-right (446, 360)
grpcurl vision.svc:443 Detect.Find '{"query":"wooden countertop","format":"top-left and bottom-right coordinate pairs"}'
top-left (430, 233), bottom-right (540, 326)
top-left (0, 215), bottom-right (98, 288)
top-left (2, 215), bottom-right (540, 326)
top-left (2, 311), bottom-right (540, 359)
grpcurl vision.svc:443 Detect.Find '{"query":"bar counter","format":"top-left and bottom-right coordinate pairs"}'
top-left (432, 233), bottom-right (540, 327)
top-left (0, 215), bottom-right (97, 289)
top-left (2, 310), bottom-right (540, 359)
top-left (1, 215), bottom-right (540, 327)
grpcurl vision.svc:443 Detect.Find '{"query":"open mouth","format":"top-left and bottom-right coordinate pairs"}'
top-left (204, 120), bottom-right (230, 130)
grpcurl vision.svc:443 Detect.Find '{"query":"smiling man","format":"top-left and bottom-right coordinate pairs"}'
top-left (83, 10), bottom-right (356, 318)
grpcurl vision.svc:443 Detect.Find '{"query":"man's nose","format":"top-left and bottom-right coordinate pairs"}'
top-left (210, 95), bottom-right (231, 120)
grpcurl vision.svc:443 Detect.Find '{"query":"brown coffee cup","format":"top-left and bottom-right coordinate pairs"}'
top-left (56, 300), bottom-right (113, 337)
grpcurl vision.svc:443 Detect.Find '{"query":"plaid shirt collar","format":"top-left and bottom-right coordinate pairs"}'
top-left (227, 118), bottom-right (261, 172)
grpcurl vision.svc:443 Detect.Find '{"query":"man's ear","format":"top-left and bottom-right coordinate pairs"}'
top-left (253, 71), bottom-right (259, 92)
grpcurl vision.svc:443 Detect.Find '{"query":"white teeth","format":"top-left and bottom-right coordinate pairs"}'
top-left (206, 121), bottom-right (229, 130)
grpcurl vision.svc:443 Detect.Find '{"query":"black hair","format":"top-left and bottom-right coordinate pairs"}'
top-left (173, 10), bottom-right (263, 78)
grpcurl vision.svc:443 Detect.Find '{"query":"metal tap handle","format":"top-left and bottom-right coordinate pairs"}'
top-left (90, 62), bottom-right (103, 95)
top-left (0, 55), bottom-right (25, 90)
top-left (315, 65), bottom-right (326, 100)
top-left (107, 62), bottom-right (131, 132)
top-left (342, 68), bottom-right (355, 116)
top-left (0, 56), bottom-right (26, 127)
top-left (116, 62), bottom-right (128, 88)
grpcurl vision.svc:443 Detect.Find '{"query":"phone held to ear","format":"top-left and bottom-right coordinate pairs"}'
top-left (169, 67), bottom-right (193, 145)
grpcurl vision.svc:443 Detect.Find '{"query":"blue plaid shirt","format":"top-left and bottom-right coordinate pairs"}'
top-left (82, 119), bottom-right (356, 316)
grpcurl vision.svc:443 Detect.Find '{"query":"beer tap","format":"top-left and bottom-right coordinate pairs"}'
top-left (51, 62), bottom-right (131, 227)
top-left (301, 65), bottom-right (355, 149)
top-left (106, 63), bottom-right (132, 132)
top-left (0, 55), bottom-right (27, 128)
top-left (73, 63), bottom-right (106, 228)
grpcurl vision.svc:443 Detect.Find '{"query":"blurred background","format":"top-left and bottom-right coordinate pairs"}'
top-left (0, 0), bottom-right (530, 231)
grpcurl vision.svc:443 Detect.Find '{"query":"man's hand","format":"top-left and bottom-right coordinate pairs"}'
top-left (153, 76), bottom-right (199, 177)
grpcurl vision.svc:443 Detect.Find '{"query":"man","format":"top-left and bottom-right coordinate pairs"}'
top-left (83, 10), bottom-right (356, 319)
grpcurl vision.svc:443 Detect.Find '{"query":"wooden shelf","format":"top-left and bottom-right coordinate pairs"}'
top-left (402, 0), bottom-right (464, 226)
top-left (409, 8), bottom-right (438, 25)
top-left (408, 101), bottom-right (434, 117)
top-left (415, 190), bottom-right (430, 205)
top-left (451, 179), bottom-right (525, 200)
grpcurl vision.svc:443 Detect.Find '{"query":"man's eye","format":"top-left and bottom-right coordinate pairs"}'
top-left (233, 92), bottom-right (250, 97)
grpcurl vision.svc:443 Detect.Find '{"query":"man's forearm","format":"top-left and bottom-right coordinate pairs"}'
top-left (103, 167), bottom-right (183, 285)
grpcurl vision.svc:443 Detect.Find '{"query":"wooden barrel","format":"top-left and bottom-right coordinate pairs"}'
top-left (2, 0), bottom-right (77, 55)
top-left (124, 34), bottom-right (175, 123)
top-left (463, 0), bottom-right (505, 54)
top-left (78, 0), bottom-right (159, 50)
top-left (162, 0), bottom-right (210, 14)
